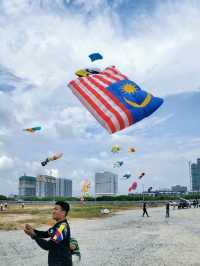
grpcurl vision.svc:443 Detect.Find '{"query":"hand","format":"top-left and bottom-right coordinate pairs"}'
top-left (70, 244), bottom-right (76, 251)
top-left (24, 224), bottom-right (36, 237)
top-left (25, 224), bottom-right (33, 230)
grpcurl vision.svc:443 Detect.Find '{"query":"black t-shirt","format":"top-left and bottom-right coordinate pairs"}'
top-left (33, 219), bottom-right (72, 266)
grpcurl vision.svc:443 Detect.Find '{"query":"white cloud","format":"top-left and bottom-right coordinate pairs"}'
top-left (72, 0), bottom-right (107, 12)
top-left (0, 156), bottom-right (14, 171)
top-left (46, 168), bottom-right (59, 177)
top-left (0, 0), bottom-right (199, 95)
top-left (54, 106), bottom-right (94, 138)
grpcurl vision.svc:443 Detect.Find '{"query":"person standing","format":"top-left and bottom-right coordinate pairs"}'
top-left (166, 202), bottom-right (170, 218)
top-left (24, 201), bottom-right (72, 266)
top-left (142, 202), bottom-right (149, 217)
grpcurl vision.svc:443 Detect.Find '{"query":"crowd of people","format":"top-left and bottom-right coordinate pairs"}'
top-left (0, 202), bottom-right (25, 211)
top-left (142, 199), bottom-right (200, 219)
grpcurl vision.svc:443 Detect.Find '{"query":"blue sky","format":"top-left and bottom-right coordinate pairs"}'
top-left (0, 0), bottom-right (200, 196)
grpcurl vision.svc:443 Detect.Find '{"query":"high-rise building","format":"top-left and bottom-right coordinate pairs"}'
top-left (19, 174), bottom-right (73, 197)
top-left (171, 185), bottom-right (187, 193)
top-left (36, 175), bottom-right (56, 197)
top-left (191, 159), bottom-right (200, 191)
top-left (19, 174), bottom-right (36, 196)
top-left (95, 171), bottom-right (118, 196)
top-left (56, 178), bottom-right (72, 197)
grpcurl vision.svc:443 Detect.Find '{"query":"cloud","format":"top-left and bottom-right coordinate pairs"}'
top-left (0, 0), bottom-right (199, 95)
top-left (46, 168), bottom-right (59, 177)
top-left (0, 155), bottom-right (14, 171)
top-left (54, 106), bottom-right (95, 138)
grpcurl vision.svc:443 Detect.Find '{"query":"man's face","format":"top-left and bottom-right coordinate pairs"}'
top-left (52, 205), bottom-right (66, 221)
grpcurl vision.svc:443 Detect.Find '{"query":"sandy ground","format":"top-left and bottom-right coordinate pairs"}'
top-left (1, 206), bottom-right (200, 266)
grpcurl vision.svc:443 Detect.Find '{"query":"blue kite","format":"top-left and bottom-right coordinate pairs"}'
top-left (122, 173), bottom-right (131, 179)
top-left (89, 53), bottom-right (103, 62)
top-left (113, 161), bottom-right (124, 168)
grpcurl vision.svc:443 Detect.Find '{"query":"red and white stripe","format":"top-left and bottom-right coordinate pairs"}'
top-left (68, 66), bottom-right (133, 134)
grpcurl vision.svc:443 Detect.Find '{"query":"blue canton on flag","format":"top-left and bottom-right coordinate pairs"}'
top-left (106, 79), bottom-right (163, 124)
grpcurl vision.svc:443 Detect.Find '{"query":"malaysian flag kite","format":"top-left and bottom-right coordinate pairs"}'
top-left (68, 66), bottom-right (163, 134)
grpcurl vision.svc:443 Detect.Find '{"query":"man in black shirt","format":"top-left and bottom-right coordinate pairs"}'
top-left (24, 201), bottom-right (72, 266)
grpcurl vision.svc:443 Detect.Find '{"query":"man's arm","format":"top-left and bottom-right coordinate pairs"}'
top-left (32, 236), bottom-right (60, 250)
top-left (25, 224), bottom-right (50, 239)
top-left (27, 223), bottom-right (68, 251)
top-left (34, 229), bottom-right (50, 238)
top-left (32, 222), bottom-right (68, 250)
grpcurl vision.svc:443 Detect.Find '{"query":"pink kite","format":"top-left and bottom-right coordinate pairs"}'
top-left (128, 181), bottom-right (137, 192)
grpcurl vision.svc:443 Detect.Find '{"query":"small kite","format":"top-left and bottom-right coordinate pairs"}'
top-left (68, 66), bottom-right (164, 134)
top-left (23, 126), bottom-right (42, 133)
top-left (122, 173), bottom-right (131, 179)
top-left (81, 179), bottom-right (91, 197)
top-left (111, 145), bottom-right (121, 153)
top-left (113, 161), bottom-right (124, 168)
top-left (147, 186), bottom-right (153, 192)
top-left (138, 172), bottom-right (145, 179)
top-left (41, 152), bottom-right (63, 166)
top-left (128, 147), bottom-right (136, 153)
top-left (75, 69), bottom-right (89, 77)
top-left (80, 179), bottom-right (90, 203)
top-left (75, 68), bottom-right (101, 77)
top-left (128, 181), bottom-right (137, 192)
top-left (88, 52), bottom-right (103, 62)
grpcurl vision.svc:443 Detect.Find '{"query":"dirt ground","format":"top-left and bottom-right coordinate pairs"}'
top-left (1, 206), bottom-right (200, 266)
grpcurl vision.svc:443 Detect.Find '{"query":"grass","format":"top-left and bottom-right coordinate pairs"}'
top-left (0, 203), bottom-right (138, 230)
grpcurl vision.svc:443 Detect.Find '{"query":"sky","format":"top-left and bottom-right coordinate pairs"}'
top-left (0, 0), bottom-right (200, 196)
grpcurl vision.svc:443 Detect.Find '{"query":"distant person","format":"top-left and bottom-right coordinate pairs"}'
top-left (166, 202), bottom-right (170, 218)
top-left (22, 203), bottom-right (25, 208)
top-left (193, 200), bottom-right (196, 208)
top-left (0, 203), bottom-right (3, 211)
top-left (24, 201), bottom-right (72, 266)
top-left (4, 202), bottom-right (8, 208)
top-left (196, 199), bottom-right (199, 208)
top-left (142, 202), bottom-right (149, 217)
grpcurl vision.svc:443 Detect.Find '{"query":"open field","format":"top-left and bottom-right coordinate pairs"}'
top-left (0, 203), bottom-right (140, 230)
top-left (1, 206), bottom-right (200, 265)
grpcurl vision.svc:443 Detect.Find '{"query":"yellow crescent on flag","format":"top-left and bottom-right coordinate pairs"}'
top-left (124, 93), bottom-right (152, 108)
